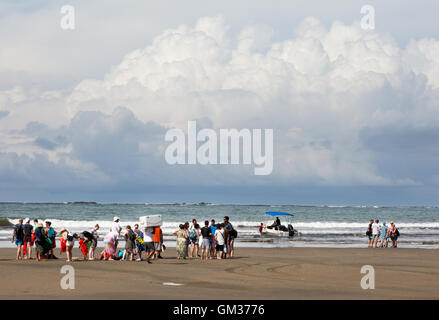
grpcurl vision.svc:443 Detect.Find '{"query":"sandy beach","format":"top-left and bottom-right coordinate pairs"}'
top-left (1, 247), bottom-right (438, 299)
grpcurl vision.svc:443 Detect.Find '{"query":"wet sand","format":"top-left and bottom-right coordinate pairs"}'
top-left (0, 247), bottom-right (438, 299)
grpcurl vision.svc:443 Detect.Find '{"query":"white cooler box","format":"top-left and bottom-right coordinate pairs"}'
top-left (139, 215), bottom-right (162, 227)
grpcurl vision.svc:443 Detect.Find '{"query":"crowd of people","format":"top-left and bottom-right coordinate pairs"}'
top-left (10, 215), bottom-right (238, 262)
top-left (366, 219), bottom-right (400, 248)
top-left (174, 216), bottom-right (237, 260)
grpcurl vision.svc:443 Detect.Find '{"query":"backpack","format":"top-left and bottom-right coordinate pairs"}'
top-left (36, 228), bottom-right (46, 243)
top-left (189, 229), bottom-right (197, 241)
top-left (230, 228), bottom-right (238, 238)
top-left (14, 224), bottom-right (24, 239)
top-left (129, 230), bottom-right (136, 241)
top-left (395, 229), bottom-right (400, 237)
top-left (48, 227), bottom-right (56, 238)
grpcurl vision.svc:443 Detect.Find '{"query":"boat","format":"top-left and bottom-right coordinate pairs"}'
top-left (261, 211), bottom-right (298, 237)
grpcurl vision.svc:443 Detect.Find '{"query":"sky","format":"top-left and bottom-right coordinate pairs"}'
top-left (1, 1), bottom-right (439, 205)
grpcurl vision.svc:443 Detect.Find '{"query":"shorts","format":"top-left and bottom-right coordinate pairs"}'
top-left (210, 238), bottom-right (216, 248)
top-left (91, 238), bottom-right (98, 248)
top-left (190, 238), bottom-right (199, 245)
top-left (145, 241), bottom-right (154, 252)
top-left (200, 239), bottom-right (210, 249)
top-left (24, 237), bottom-right (32, 243)
top-left (154, 242), bottom-right (162, 251)
top-left (15, 239), bottom-right (23, 246)
top-left (216, 244), bottom-right (224, 252)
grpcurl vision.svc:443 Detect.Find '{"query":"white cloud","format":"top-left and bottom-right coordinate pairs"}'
top-left (2, 15), bottom-right (439, 194)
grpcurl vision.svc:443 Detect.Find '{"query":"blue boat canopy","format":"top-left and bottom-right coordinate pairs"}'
top-left (265, 211), bottom-right (294, 217)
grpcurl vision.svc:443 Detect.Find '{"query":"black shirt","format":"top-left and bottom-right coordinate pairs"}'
top-left (200, 226), bottom-right (212, 238)
top-left (14, 224), bottom-right (24, 240)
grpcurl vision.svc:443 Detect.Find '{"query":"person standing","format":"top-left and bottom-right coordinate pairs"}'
top-left (223, 216), bottom-right (235, 258)
top-left (11, 218), bottom-right (24, 260)
top-left (153, 226), bottom-right (163, 259)
top-left (209, 220), bottom-right (217, 259)
top-left (200, 221), bottom-right (212, 260)
top-left (366, 219), bottom-right (373, 248)
top-left (184, 222), bottom-right (190, 258)
top-left (123, 225), bottom-right (136, 261)
top-left (133, 224), bottom-right (145, 261)
top-left (143, 226), bottom-right (155, 264)
top-left (34, 223), bottom-right (46, 261)
top-left (372, 219), bottom-right (380, 248)
top-left (378, 222), bottom-right (389, 248)
top-left (189, 224), bottom-right (200, 258)
top-left (110, 216), bottom-right (121, 250)
top-left (174, 224), bottom-right (189, 259)
top-left (390, 222), bottom-right (399, 248)
top-left (215, 223), bottom-right (226, 259)
top-left (23, 218), bottom-right (33, 259)
top-left (45, 221), bottom-right (57, 259)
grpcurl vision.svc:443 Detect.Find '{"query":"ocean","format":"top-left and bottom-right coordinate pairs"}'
top-left (1, 202), bottom-right (438, 249)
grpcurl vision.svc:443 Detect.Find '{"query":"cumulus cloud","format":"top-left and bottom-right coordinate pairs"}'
top-left (2, 15), bottom-right (439, 200)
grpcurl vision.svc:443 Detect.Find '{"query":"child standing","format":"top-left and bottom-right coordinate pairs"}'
top-left (123, 225), bottom-right (136, 261)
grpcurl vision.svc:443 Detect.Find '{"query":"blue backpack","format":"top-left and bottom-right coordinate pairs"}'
top-left (189, 229), bottom-right (197, 241)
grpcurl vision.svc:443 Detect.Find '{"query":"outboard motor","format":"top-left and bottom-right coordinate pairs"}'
top-left (288, 224), bottom-right (295, 237)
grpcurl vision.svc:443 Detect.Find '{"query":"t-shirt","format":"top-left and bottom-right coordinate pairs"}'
top-left (224, 221), bottom-right (233, 232)
top-left (143, 227), bottom-right (154, 242)
top-left (210, 225), bottom-right (217, 235)
top-left (201, 226), bottom-right (212, 238)
top-left (23, 224), bottom-right (33, 238)
top-left (14, 224), bottom-right (24, 240)
top-left (372, 223), bottom-right (379, 235)
top-left (110, 222), bottom-right (122, 234)
top-left (215, 229), bottom-right (225, 245)
top-left (380, 225), bottom-right (388, 237)
top-left (153, 227), bottom-right (162, 243)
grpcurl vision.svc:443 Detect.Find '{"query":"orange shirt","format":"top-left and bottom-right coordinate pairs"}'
top-left (153, 227), bottom-right (162, 243)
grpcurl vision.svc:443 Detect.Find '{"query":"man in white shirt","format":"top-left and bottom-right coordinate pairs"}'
top-left (110, 216), bottom-right (122, 235)
top-left (214, 225), bottom-right (225, 259)
top-left (110, 216), bottom-right (121, 250)
top-left (372, 219), bottom-right (380, 248)
top-left (143, 226), bottom-right (155, 263)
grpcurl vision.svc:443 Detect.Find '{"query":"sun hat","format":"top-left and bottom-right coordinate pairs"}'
top-left (113, 216), bottom-right (120, 222)
top-left (37, 223), bottom-right (43, 227)
top-left (25, 217), bottom-right (30, 223)
top-left (59, 227), bottom-right (68, 234)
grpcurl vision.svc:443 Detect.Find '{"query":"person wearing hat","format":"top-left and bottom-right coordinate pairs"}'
top-left (34, 223), bottom-right (46, 261)
top-left (379, 221), bottom-right (389, 248)
top-left (22, 218), bottom-right (33, 259)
